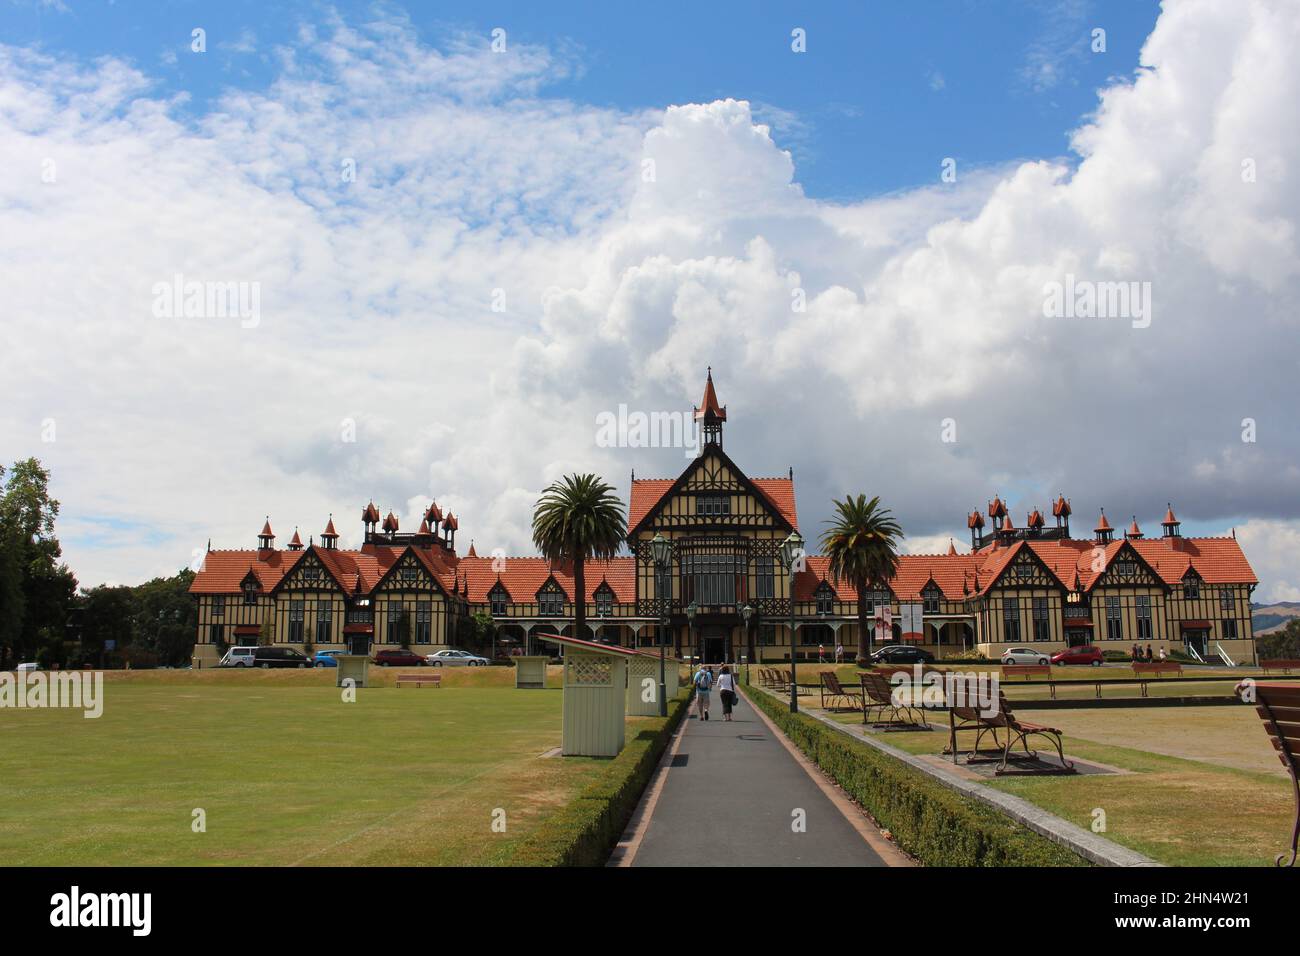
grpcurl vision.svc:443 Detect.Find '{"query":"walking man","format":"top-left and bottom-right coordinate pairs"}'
top-left (693, 664), bottom-right (714, 720)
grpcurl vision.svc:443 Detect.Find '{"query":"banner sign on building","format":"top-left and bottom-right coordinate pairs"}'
top-left (898, 603), bottom-right (925, 643)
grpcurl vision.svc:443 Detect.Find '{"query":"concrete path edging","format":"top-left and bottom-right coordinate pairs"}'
top-left (745, 684), bottom-right (1161, 868)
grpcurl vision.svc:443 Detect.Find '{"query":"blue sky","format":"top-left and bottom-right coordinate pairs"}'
top-left (4, 0), bottom-right (1161, 198)
top-left (4, 0), bottom-right (1298, 598)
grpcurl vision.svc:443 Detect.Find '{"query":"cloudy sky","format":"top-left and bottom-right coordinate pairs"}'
top-left (2, 0), bottom-right (1298, 601)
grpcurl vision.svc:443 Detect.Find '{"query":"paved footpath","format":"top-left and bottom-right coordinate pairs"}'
top-left (615, 688), bottom-right (908, 867)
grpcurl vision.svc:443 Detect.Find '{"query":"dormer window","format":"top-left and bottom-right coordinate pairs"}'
top-left (815, 582), bottom-right (834, 615)
top-left (922, 585), bottom-right (942, 615)
top-left (538, 583), bottom-right (565, 617)
top-left (243, 580), bottom-right (259, 605)
top-left (1183, 572), bottom-right (1201, 600)
top-left (595, 586), bottom-right (614, 618)
top-left (489, 583), bottom-right (510, 616)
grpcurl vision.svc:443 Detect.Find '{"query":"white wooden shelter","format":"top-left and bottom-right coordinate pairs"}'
top-left (626, 650), bottom-right (683, 716)
top-left (514, 656), bottom-right (549, 689)
top-left (536, 632), bottom-right (639, 757)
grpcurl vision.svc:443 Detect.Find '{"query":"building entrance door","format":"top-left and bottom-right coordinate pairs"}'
top-left (701, 626), bottom-right (729, 663)
top-left (1185, 629), bottom-right (1209, 660)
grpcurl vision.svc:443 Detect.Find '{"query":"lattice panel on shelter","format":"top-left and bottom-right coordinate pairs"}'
top-left (567, 657), bottom-right (613, 686)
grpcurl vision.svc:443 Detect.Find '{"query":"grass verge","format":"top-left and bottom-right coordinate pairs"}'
top-left (744, 683), bottom-right (1089, 867)
top-left (498, 686), bottom-right (691, 867)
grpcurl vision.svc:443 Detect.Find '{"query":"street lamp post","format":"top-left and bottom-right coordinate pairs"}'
top-left (686, 601), bottom-right (698, 668)
top-left (651, 532), bottom-right (673, 718)
top-left (741, 603), bottom-right (754, 684)
top-left (779, 529), bottom-right (805, 713)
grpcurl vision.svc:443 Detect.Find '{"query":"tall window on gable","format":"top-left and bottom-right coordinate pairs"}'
top-left (1136, 595), bottom-right (1152, 640)
top-left (1105, 596), bottom-right (1123, 641)
top-left (815, 583), bottom-right (834, 615)
top-left (387, 604), bottom-right (406, 643)
top-left (696, 494), bottom-right (730, 516)
top-left (683, 553), bottom-right (741, 606)
top-left (316, 600), bottom-right (332, 644)
top-left (1032, 598), bottom-right (1050, 641)
top-left (756, 557), bottom-right (775, 599)
top-left (243, 581), bottom-right (258, 606)
top-left (489, 585), bottom-right (509, 617)
top-left (289, 600), bottom-right (305, 644)
top-left (416, 602), bottom-right (432, 644)
top-left (1219, 589), bottom-right (1234, 611)
top-left (595, 588), bottom-right (613, 617)
top-left (923, 586), bottom-right (942, 615)
top-left (212, 595), bottom-right (225, 618)
top-left (1183, 575), bottom-right (1200, 600)
top-left (1002, 598), bottom-right (1020, 642)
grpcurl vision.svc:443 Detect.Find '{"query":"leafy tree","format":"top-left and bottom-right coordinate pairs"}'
top-left (820, 494), bottom-right (904, 665)
top-left (532, 474), bottom-right (626, 642)
top-left (1258, 620), bottom-right (1300, 660)
top-left (0, 459), bottom-right (76, 663)
top-left (80, 585), bottom-right (138, 666)
top-left (132, 569), bottom-right (197, 666)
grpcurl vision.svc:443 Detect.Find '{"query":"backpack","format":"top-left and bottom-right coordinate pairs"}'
top-left (694, 669), bottom-right (711, 689)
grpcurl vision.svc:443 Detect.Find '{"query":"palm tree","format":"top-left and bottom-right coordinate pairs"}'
top-left (532, 474), bottom-right (627, 642)
top-left (820, 494), bottom-right (904, 666)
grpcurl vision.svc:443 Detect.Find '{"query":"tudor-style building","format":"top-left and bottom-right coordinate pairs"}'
top-left (190, 371), bottom-right (1260, 666)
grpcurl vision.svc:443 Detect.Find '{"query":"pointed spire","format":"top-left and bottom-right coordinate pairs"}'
top-left (947, 538), bottom-right (957, 556)
top-left (382, 510), bottom-right (399, 534)
top-left (1127, 516), bottom-right (1143, 539)
top-left (467, 540), bottom-right (478, 558)
top-left (288, 527), bottom-right (304, 550)
top-left (694, 366), bottom-right (726, 422)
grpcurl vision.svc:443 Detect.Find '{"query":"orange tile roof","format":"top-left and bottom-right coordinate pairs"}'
top-left (457, 556), bottom-right (636, 604)
top-left (627, 476), bottom-right (797, 531)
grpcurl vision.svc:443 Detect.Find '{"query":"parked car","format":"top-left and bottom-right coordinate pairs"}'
top-left (1001, 646), bottom-right (1051, 666)
top-left (372, 648), bottom-right (427, 667)
top-left (313, 650), bottom-right (345, 668)
top-left (870, 645), bottom-right (934, 665)
top-left (1051, 644), bottom-right (1104, 666)
top-left (218, 647), bottom-right (257, 668)
top-left (425, 649), bottom-right (490, 667)
top-left (16, 661), bottom-right (41, 672)
top-left (251, 646), bottom-right (312, 669)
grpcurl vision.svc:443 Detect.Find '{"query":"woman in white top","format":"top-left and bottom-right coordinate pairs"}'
top-left (716, 665), bottom-right (738, 721)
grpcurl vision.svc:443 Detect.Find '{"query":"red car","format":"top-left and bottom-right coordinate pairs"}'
top-left (1051, 645), bottom-right (1104, 666)
top-left (372, 649), bottom-right (427, 667)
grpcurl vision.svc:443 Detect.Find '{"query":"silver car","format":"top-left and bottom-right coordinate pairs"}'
top-left (1001, 646), bottom-right (1050, 666)
top-left (425, 649), bottom-right (490, 667)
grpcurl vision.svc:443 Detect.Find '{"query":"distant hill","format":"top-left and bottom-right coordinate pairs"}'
top-left (1252, 601), bottom-right (1300, 635)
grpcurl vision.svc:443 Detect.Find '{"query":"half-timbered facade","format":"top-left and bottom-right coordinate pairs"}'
top-left (191, 371), bottom-right (1260, 666)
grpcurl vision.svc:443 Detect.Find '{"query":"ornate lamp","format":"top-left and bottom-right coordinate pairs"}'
top-left (779, 529), bottom-right (805, 712)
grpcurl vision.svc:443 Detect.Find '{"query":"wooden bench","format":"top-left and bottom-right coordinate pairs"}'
top-left (819, 671), bottom-right (863, 712)
top-left (944, 690), bottom-right (1074, 775)
top-left (859, 672), bottom-right (928, 730)
top-left (1254, 683), bottom-right (1300, 866)
top-left (1261, 659), bottom-right (1300, 676)
top-left (1001, 664), bottom-right (1056, 699)
top-left (396, 672), bottom-right (442, 688)
top-left (1132, 661), bottom-right (1182, 697)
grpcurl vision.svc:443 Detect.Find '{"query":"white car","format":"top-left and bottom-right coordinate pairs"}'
top-left (1001, 647), bottom-right (1050, 666)
top-left (218, 647), bottom-right (257, 668)
top-left (16, 661), bottom-right (41, 672)
top-left (425, 649), bottom-right (490, 667)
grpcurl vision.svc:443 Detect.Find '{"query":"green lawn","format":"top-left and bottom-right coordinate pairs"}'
top-left (809, 695), bottom-right (1294, 866)
top-left (0, 668), bottom-right (612, 866)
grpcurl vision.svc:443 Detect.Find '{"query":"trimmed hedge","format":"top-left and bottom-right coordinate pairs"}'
top-left (500, 687), bottom-right (691, 866)
top-left (744, 684), bottom-right (1089, 867)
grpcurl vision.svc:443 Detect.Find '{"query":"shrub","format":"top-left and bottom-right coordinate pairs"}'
top-left (744, 684), bottom-right (1088, 867)
top-left (500, 688), bottom-right (690, 866)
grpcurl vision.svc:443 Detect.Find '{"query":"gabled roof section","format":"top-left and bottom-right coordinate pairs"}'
top-left (627, 443), bottom-right (796, 536)
top-left (457, 556), bottom-right (636, 605)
